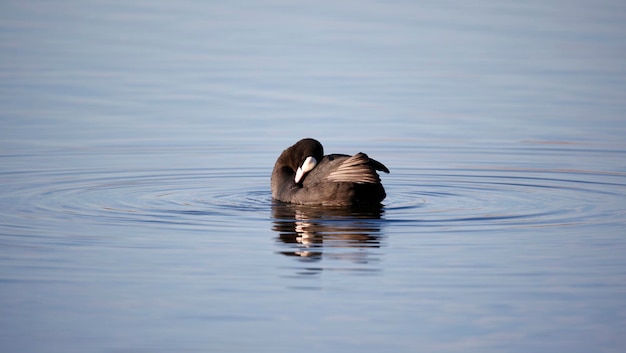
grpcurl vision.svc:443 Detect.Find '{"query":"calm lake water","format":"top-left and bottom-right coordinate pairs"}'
top-left (1, 1), bottom-right (626, 352)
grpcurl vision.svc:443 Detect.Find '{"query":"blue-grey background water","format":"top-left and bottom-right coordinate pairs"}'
top-left (1, 1), bottom-right (626, 352)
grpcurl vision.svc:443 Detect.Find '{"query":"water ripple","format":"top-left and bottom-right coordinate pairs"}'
top-left (385, 167), bottom-right (626, 231)
top-left (1, 168), bottom-right (270, 236)
top-left (1, 164), bottom-right (625, 240)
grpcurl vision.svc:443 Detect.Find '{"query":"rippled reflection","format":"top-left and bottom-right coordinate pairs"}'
top-left (272, 203), bottom-right (384, 265)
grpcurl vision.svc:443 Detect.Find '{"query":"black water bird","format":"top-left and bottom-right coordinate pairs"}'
top-left (271, 138), bottom-right (389, 206)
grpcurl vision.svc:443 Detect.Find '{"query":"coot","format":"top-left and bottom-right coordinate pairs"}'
top-left (271, 138), bottom-right (389, 206)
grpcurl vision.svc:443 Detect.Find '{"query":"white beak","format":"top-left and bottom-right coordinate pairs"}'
top-left (294, 156), bottom-right (318, 183)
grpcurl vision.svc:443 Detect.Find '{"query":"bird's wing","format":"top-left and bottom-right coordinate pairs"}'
top-left (326, 153), bottom-right (388, 184)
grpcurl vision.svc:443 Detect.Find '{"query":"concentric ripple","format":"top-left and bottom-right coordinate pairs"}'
top-left (1, 159), bottom-right (625, 243)
top-left (385, 167), bottom-right (626, 231)
top-left (1, 167), bottom-right (272, 239)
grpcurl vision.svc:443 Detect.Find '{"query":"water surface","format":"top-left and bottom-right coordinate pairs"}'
top-left (1, 1), bottom-right (626, 352)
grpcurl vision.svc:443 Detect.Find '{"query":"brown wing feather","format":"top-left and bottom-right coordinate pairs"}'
top-left (326, 153), bottom-right (387, 184)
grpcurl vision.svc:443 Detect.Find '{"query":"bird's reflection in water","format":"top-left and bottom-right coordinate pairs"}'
top-left (272, 203), bottom-right (385, 275)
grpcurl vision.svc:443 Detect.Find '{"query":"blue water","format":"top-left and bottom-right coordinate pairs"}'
top-left (1, 1), bottom-right (626, 352)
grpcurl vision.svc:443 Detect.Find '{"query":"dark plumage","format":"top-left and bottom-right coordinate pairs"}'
top-left (271, 138), bottom-right (389, 206)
